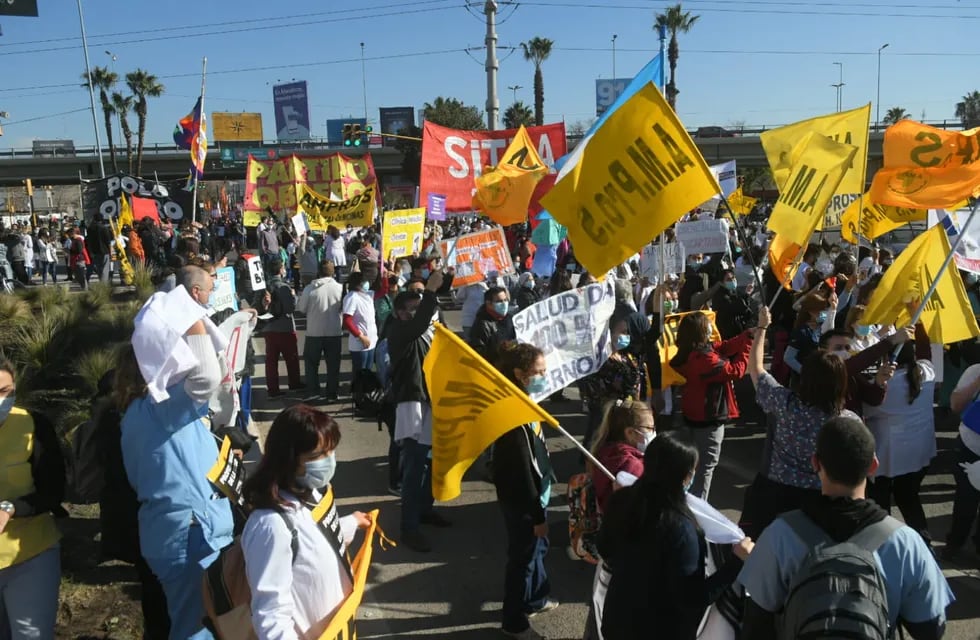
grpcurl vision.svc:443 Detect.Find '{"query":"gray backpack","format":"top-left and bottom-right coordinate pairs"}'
top-left (778, 510), bottom-right (901, 640)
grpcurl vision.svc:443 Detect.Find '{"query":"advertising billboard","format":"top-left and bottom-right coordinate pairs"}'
top-left (379, 107), bottom-right (416, 147)
top-left (212, 112), bottom-right (263, 142)
top-left (595, 78), bottom-right (632, 117)
top-left (273, 81), bottom-right (311, 142)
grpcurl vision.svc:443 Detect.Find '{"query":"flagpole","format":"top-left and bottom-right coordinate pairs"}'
top-left (892, 198), bottom-right (980, 359)
top-left (657, 22), bottom-right (668, 338)
top-left (721, 194), bottom-right (766, 298)
top-left (191, 57), bottom-right (207, 224)
top-left (553, 423), bottom-right (615, 481)
top-left (768, 244), bottom-right (808, 309)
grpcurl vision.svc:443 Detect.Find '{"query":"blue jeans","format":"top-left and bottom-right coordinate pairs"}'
top-left (235, 376), bottom-right (252, 433)
top-left (0, 544), bottom-right (60, 639)
top-left (400, 438), bottom-right (434, 534)
top-left (146, 524), bottom-right (217, 640)
top-left (304, 335), bottom-right (342, 397)
top-left (350, 348), bottom-right (374, 376)
top-left (500, 503), bottom-right (550, 633)
top-left (39, 262), bottom-right (56, 285)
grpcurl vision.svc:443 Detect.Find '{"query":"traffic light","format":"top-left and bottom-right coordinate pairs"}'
top-left (351, 124), bottom-right (362, 147)
top-left (23, 179), bottom-right (33, 196)
top-left (342, 123), bottom-right (353, 147)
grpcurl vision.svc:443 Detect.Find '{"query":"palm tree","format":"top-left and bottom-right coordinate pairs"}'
top-left (654, 3), bottom-right (700, 109)
top-left (883, 107), bottom-right (910, 126)
top-left (956, 91), bottom-right (980, 129)
top-left (521, 37), bottom-right (554, 126)
top-left (111, 92), bottom-right (135, 173)
top-left (81, 66), bottom-right (119, 172)
top-left (125, 69), bottom-right (165, 177)
top-left (503, 101), bottom-right (534, 129)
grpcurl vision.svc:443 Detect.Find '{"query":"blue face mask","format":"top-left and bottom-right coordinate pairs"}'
top-left (616, 334), bottom-right (631, 351)
top-left (683, 473), bottom-right (695, 494)
top-left (724, 280), bottom-right (737, 292)
top-left (493, 301), bottom-right (509, 316)
top-left (855, 324), bottom-right (873, 337)
top-left (0, 394), bottom-right (15, 424)
top-left (360, 281), bottom-right (371, 292)
top-left (297, 453), bottom-right (336, 490)
top-left (816, 311), bottom-right (828, 324)
top-left (526, 374), bottom-right (548, 395)
top-left (421, 268), bottom-right (431, 280)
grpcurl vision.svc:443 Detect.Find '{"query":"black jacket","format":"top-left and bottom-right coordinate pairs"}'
top-left (387, 291), bottom-right (440, 404)
top-left (711, 288), bottom-right (755, 340)
top-left (14, 411), bottom-right (67, 520)
top-left (257, 275), bottom-right (296, 333)
top-left (514, 286), bottom-right (540, 311)
top-left (492, 423), bottom-right (552, 526)
top-left (468, 305), bottom-right (516, 364)
top-left (88, 222), bottom-right (113, 256)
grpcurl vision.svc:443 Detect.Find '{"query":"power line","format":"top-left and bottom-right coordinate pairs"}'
top-left (660, 0), bottom-right (971, 10)
top-left (2, 108), bottom-right (90, 126)
top-left (520, 1), bottom-right (980, 19)
top-left (552, 46), bottom-right (980, 58)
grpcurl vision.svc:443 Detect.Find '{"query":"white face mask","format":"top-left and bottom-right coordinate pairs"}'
top-left (635, 429), bottom-right (656, 453)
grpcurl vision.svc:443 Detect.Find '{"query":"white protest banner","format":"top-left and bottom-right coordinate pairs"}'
top-left (291, 212), bottom-right (310, 236)
top-left (640, 242), bottom-right (685, 280)
top-left (513, 279), bottom-right (617, 400)
top-left (675, 218), bottom-right (730, 255)
top-left (930, 207), bottom-right (980, 274)
top-left (246, 256), bottom-right (266, 291)
top-left (700, 160), bottom-right (738, 213)
top-left (210, 266), bottom-right (239, 313)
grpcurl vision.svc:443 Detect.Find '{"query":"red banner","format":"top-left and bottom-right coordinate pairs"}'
top-left (420, 122), bottom-right (566, 213)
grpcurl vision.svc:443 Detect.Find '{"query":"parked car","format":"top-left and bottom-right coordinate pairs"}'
top-left (695, 126), bottom-right (737, 138)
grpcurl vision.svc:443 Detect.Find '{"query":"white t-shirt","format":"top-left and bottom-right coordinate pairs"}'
top-left (342, 290), bottom-right (378, 352)
top-left (954, 363), bottom-right (980, 456)
top-left (863, 361), bottom-right (937, 477)
top-left (328, 236), bottom-right (347, 267)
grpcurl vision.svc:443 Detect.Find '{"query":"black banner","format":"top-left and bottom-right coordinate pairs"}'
top-left (0, 0), bottom-right (38, 17)
top-left (81, 174), bottom-right (193, 222)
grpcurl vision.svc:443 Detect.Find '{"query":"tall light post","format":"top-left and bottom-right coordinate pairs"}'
top-left (359, 43), bottom-right (368, 127)
top-left (832, 61), bottom-right (844, 112)
top-left (612, 34), bottom-right (618, 80)
top-left (876, 43), bottom-right (889, 131)
top-left (507, 84), bottom-right (522, 104)
top-left (77, 0), bottom-right (105, 178)
top-left (105, 50), bottom-right (121, 145)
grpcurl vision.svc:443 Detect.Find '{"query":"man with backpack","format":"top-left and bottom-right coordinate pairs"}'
top-left (737, 415), bottom-right (953, 640)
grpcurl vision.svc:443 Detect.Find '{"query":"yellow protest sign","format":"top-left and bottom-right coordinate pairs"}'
top-left (840, 194), bottom-right (927, 244)
top-left (423, 324), bottom-right (559, 502)
top-left (659, 311), bottom-right (721, 389)
top-left (381, 208), bottom-right (426, 260)
top-left (766, 132), bottom-right (858, 248)
top-left (206, 436), bottom-right (246, 508)
top-left (869, 120), bottom-right (980, 209)
top-left (295, 182), bottom-right (375, 230)
top-left (862, 225), bottom-right (979, 344)
top-left (727, 187), bottom-right (757, 216)
top-left (542, 82), bottom-right (721, 276)
top-left (473, 125), bottom-right (549, 225)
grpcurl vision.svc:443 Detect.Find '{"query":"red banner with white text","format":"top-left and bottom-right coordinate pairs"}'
top-left (419, 121), bottom-right (566, 213)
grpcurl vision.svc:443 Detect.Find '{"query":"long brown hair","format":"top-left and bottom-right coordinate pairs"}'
top-left (895, 341), bottom-right (923, 404)
top-left (672, 312), bottom-right (711, 366)
top-left (243, 404), bottom-right (341, 511)
top-left (590, 398), bottom-right (654, 457)
top-left (798, 350), bottom-right (848, 415)
top-left (113, 344), bottom-right (148, 413)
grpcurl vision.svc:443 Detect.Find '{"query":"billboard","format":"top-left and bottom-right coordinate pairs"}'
top-left (379, 107), bottom-right (416, 147)
top-left (0, 0), bottom-right (38, 17)
top-left (326, 118), bottom-right (367, 145)
top-left (212, 112), bottom-right (263, 142)
top-left (273, 81), bottom-right (311, 142)
top-left (32, 139), bottom-right (75, 156)
top-left (595, 78), bottom-right (632, 117)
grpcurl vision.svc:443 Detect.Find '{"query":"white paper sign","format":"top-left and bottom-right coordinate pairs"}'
top-left (291, 212), bottom-right (309, 236)
top-left (700, 160), bottom-right (738, 213)
top-left (512, 280), bottom-right (617, 400)
top-left (210, 267), bottom-right (238, 313)
top-left (640, 242), bottom-right (685, 280)
top-left (246, 256), bottom-right (266, 292)
top-left (676, 219), bottom-right (730, 255)
top-left (930, 207), bottom-right (980, 274)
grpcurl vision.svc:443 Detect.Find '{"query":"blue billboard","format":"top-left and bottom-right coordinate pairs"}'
top-left (326, 118), bottom-right (367, 145)
top-left (273, 81), bottom-right (311, 142)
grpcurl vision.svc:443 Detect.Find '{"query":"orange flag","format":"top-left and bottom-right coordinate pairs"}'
top-left (869, 120), bottom-right (980, 209)
top-left (768, 233), bottom-right (804, 291)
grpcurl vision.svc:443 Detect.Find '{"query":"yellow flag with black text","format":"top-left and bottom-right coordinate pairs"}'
top-left (423, 324), bottom-right (559, 502)
top-left (840, 194), bottom-right (927, 244)
top-left (119, 192), bottom-right (135, 230)
top-left (295, 182), bottom-right (375, 230)
top-left (862, 225), bottom-right (979, 344)
top-left (473, 125), bottom-right (549, 225)
top-left (541, 82), bottom-right (721, 276)
top-left (727, 187), bottom-right (758, 216)
top-left (766, 132), bottom-right (858, 248)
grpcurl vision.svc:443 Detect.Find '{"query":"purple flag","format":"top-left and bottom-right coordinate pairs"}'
top-left (427, 193), bottom-right (447, 221)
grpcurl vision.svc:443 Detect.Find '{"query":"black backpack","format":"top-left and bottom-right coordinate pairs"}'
top-left (351, 368), bottom-right (384, 417)
top-left (778, 510), bottom-right (901, 640)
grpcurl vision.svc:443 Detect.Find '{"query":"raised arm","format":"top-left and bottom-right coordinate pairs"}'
top-left (749, 306), bottom-right (770, 387)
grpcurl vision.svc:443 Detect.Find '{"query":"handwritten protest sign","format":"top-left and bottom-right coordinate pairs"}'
top-left (659, 311), bottom-right (721, 389)
top-left (640, 242), bottom-right (685, 281)
top-left (513, 279), bottom-right (616, 400)
top-left (438, 227), bottom-right (514, 288)
top-left (382, 208), bottom-right (426, 260)
top-left (675, 219), bottom-right (730, 255)
top-left (210, 267), bottom-right (238, 313)
top-left (245, 256), bottom-right (266, 291)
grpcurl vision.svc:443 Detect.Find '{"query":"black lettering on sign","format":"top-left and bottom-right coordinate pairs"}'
top-left (627, 138), bottom-right (672, 191)
top-left (610, 160), bottom-right (651, 203)
top-left (955, 136), bottom-right (978, 166)
top-left (579, 205), bottom-right (609, 246)
top-left (910, 132), bottom-right (945, 168)
top-left (507, 146), bottom-right (541, 171)
top-left (653, 124), bottom-right (696, 176)
top-left (921, 264), bottom-right (945, 311)
top-left (779, 165), bottom-right (816, 210)
top-left (800, 174), bottom-right (829, 215)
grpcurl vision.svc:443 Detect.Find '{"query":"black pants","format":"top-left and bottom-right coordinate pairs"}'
top-left (11, 260), bottom-right (27, 284)
top-left (868, 467), bottom-right (930, 542)
top-left (948, 436), bottom-right (980, 551)
top-left (740, 473), bottom-right (821, 540)
top-left (134, 554), bottom-right (170, 640)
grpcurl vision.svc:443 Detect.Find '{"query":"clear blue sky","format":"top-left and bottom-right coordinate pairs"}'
top-left (0, 0), bottom-right (978, 149)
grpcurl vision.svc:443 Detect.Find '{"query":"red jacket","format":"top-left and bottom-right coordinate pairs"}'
top-left (592, 441), bottom-right (645, 514)
top-left (670, 331), bottom-right (752, 425)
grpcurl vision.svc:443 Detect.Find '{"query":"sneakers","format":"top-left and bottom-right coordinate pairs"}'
top-left (400, 529), bottom-right (432, 553)
top-left (420, 511), bottom-right (452, 528)
top-left (527, 599), bottom-right (559, 618)
top-left (502, 627), bottom-right (545, 639)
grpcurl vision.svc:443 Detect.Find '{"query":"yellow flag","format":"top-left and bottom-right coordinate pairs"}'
top-left (295, 182), bottom-right (375, 230)
top-left (473, 125), bottom-right (549, 225)
top-left (768, 233), bottom-right (805, 290)
top-left (869, 120), bottom-right (980, 209)
top-left (761, 104), bottom-right (870, 196)
top-left (423, 324), bottom-right (559, 502)
top-left (660, 311), bottom-right (721, 389)
top-left (862, 225), bottom-right (980, 344)
top-left (108, 216), bottom-right (134, 286)
top-left (542, 82), bottom-right (721, 276)
top-left (119, 192), bottom-right (134, 230)
top-left (766, 132), bottom-right (858, 247)
top-left (727, 187), bottom-right (758, 216)
top-left (840, 194), bottom-right (927, 244)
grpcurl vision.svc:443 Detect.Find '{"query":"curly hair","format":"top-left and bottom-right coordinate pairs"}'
top-left (495, 341), bottom-right (544, 387)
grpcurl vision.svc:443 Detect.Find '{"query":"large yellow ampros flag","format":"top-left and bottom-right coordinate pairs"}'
top-left (766, 132), bottom-right (858, 247)
top-left (542, 82), bottom-right (720, 276)
top-left (869, 120), bottom-right (980, 209)
top-left (862, 225), bottom-right (980, 344)
top-left (424, 324), bottom-right (559, 502)
top-left (473, 125), bottom-right (549, 225)
top-left (840, 193), bottom-right (927, 244)
top-left (295, 182), bottom-right (375, 229)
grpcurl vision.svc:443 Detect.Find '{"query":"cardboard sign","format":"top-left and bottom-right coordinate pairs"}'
top-left (246, 256), bottom-right (266, 291)
top-left (438, 227), bottom-right (514, 288)
top-left (382, 208), bottom-right (426, 260)
top-left (675, 219), bottom-right (730, 255)
top-left (210, 267), bottom-right (239, 312)
top-left (640, 242), bottom-right (685, 280)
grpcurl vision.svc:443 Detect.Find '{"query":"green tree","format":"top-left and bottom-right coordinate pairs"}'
top-left (422, 96), bottom-right (486, 130)
top-left (80, 66), bottom-right (119, 173)
top-left (521, 37), bottom-right (554, 126)
top-left (883, 107), bottom-right (910, 126)
top-left (654, 3), bottom-right (700, 109)
top-left (503, 101), bottom-right (534, 129)
top-left (956, 91), bottom-right (980, 129)
top-left (111, 92), bottom-right (135, 173)
top-left (125, 69), bottom-right (165, 177)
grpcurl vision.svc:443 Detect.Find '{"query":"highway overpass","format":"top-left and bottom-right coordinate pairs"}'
top-left (0, 133), bottom-right (886, 187)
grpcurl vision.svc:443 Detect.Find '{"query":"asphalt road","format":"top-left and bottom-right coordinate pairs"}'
top-left (249, 306), bottom-right (980, 640)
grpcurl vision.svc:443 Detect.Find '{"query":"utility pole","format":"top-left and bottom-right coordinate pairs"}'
top-left (77, 0), bottom-right (105, 178)
top-left (876, 43), bottom-right (889, 131)
top-left (484, 0), bottom-right (500, 130)
top-left (832, 61), bottom-right (844, 113)
top-left (360, 43), bottom-right (369, 127)
top-left (612, 34), bottom-right (618, 80)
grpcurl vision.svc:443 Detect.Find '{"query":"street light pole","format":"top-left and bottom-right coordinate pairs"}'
top-left (77, 0), bottom-right (105, 178)
top-left (105, 50), bottom-right (121, 145)
top-left (507, 84), bottom-right (522, 104)
top-left (360, 43), bottom-right (368, 127)
top-left (876, 43), bottom-right (890, 131)
top-left (612, 34), bottom-right (618, 80)
top-left (832, 61), bottom-right (844, 112)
